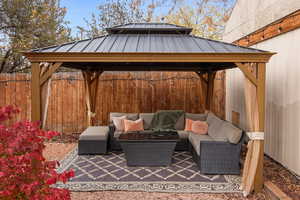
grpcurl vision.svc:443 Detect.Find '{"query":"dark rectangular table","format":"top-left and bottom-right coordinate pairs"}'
top-left (118, 131), bottom-right (179, 166)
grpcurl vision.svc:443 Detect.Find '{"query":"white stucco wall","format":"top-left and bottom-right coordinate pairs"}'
top-left (223, 0), bottom-right (300, 42)
top-left (225, 29), bottom-right (300, 175)
top-left (223, 1), bottom-right (300, 175)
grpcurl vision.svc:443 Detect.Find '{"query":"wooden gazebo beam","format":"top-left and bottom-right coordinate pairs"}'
top-left (24, 52), bottom-right (275, 63)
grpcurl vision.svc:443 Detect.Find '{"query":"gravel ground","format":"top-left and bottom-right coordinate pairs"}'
top-left (44, 142), bottom-right (299, 200)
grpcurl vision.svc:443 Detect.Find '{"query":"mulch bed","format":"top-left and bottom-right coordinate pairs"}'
top-left (264, 155), bottom-right (300, 200)
top-left (49, 132), bottom-right (81, 143)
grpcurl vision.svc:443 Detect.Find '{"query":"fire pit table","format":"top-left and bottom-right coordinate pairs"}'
top-left (118, 131), bottom-right (179, 166)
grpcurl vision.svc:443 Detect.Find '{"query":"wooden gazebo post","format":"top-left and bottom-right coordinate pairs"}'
top-left (236, 62), bottom-right (266, 195)
top-left (31, 62), bottom-right (62, 126)
top-left (255, 62), bottom-right (266, 192)
top-left (82, 70), bottom-right (103, 126)
top-left (31, 62), bottom-right (41, 122)
top-left (206, 72), bottom-right (217, 111)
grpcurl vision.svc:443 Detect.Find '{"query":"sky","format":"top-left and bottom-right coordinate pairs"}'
top-left (60, 0), bottom-right (102, 31)
top-left (60, 0), bottom-right (199, 34)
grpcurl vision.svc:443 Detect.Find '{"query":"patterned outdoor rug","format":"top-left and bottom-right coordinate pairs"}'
top-left (55, 147), bottom-right (241, 193)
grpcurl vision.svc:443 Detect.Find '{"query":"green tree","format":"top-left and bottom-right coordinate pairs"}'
top-left (77, 0), bottom-right (234, 40)
top-left (76, 0), bottom-right (175, 39)
top-left (0, 0), bottom-right (71, 73)
top-left (161, 1), bottom-right (234, 40)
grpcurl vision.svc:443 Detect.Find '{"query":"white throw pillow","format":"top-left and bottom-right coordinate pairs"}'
top-left (112, 116), bottom-right (126, 131)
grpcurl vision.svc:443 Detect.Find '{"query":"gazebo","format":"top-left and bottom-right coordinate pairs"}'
top-left (23, 23), bottom-right (275, 196)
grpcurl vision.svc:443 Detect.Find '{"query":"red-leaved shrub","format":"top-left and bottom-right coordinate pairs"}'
top-left (0, 105), bottom-right (74, 200)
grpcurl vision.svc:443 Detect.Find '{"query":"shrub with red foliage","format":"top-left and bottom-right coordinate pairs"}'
top-left (0, 105), bottom-right (74, 200)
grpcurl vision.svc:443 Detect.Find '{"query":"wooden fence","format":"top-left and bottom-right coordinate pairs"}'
top-left (0, 71), bottom-right (225, 133)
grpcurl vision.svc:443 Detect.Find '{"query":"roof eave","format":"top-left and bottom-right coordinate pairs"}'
top-left (23, 51), bottom-right (276, 63)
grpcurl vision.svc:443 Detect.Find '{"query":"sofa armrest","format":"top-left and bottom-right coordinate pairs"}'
top-left (200, 141), bottom-right (242, 161)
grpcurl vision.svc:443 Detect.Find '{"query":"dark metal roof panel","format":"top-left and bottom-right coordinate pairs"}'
top-left (70, 40), bottom-right (91, 52)
top-left (109, 34), bottom-right (129, 52)
top-left (96, 35), bottom-right (118, 52)
top-left (122, 34), bottom-right (140, 52)
top-left (83, 37), bottom-right (106, 52)
top-left (192, 37), bottom-right (216, 52)
top-left (54, 43), bottom-right (75, 52)
top-left (136, 34), bottom-right (150, 52)
top-left (30, 33), bottom-right (265, 53)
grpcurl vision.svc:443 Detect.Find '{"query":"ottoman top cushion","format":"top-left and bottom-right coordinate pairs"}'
top-left (79, 126), bottom-right (109, 140)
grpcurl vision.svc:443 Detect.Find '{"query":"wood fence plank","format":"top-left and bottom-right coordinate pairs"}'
top-left (0, 72), bottom-right (225, 133)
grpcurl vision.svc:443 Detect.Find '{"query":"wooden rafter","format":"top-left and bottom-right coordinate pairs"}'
top-left (195, 72), bottom-right (208, 84)
top-left (40, 62), bottom-right (62, 86)
top-left (235, 63), bottom-right (258, 86)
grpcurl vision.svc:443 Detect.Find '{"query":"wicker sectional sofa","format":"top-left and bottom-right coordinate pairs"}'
top-left (108, 111), bottom-right (244, 174)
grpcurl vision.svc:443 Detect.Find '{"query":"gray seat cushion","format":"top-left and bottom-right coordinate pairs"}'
top-left (207, 112), bottom-right (227, 142)
top-left (109, 112), bottom-right (139, 123)
top-left (177, 130), bottom-right (190, 139)
top-left (79, 126), bottom-right (109, 140)
top-left (139, 113), bottom-right (154, 130)
top-left (185, 113), bottom-right (207, 121)
top-left (188, 133), bottom-right (213, 155)
top-left (221, 121), bottom-right (243, 144)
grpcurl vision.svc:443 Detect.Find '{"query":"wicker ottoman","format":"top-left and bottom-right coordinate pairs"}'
top-left (78, 126), bottom-right (109, 155)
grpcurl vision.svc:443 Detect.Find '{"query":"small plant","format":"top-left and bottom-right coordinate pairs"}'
top-left (0, 105), bottom-right (74, 200)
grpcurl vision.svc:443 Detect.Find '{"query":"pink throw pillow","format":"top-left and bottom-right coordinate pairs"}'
top-left (191, 121), bottom-right (208, 135)
top-left (124, 118), bottom-right (144, 133)
top-left (112, 116), bottom-right (126, 131)
top-left (184, 119), bottom-right (193, 131)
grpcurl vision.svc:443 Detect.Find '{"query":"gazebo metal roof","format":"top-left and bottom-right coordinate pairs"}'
top-left (31, 23), bottom-right (264, 54)
top-left (24, 23), bottom-right (274, 72)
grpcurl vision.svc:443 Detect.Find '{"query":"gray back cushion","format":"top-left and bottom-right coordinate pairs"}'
top-left (139, 113), bottom-right (154, 130)
top-left (207, 112), bottom-right (227, 141)
top-left (222, 121), bottom-right (243, 144)
top-left (175, 113), bottom-right (185, 130)
top-left (109, 112), bottom-right (139, 123)
top-left (185, 113), bottom-right (207, 121)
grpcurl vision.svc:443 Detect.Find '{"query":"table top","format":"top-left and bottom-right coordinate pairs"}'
top-left (118, 131), bottom-right (179, 142)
